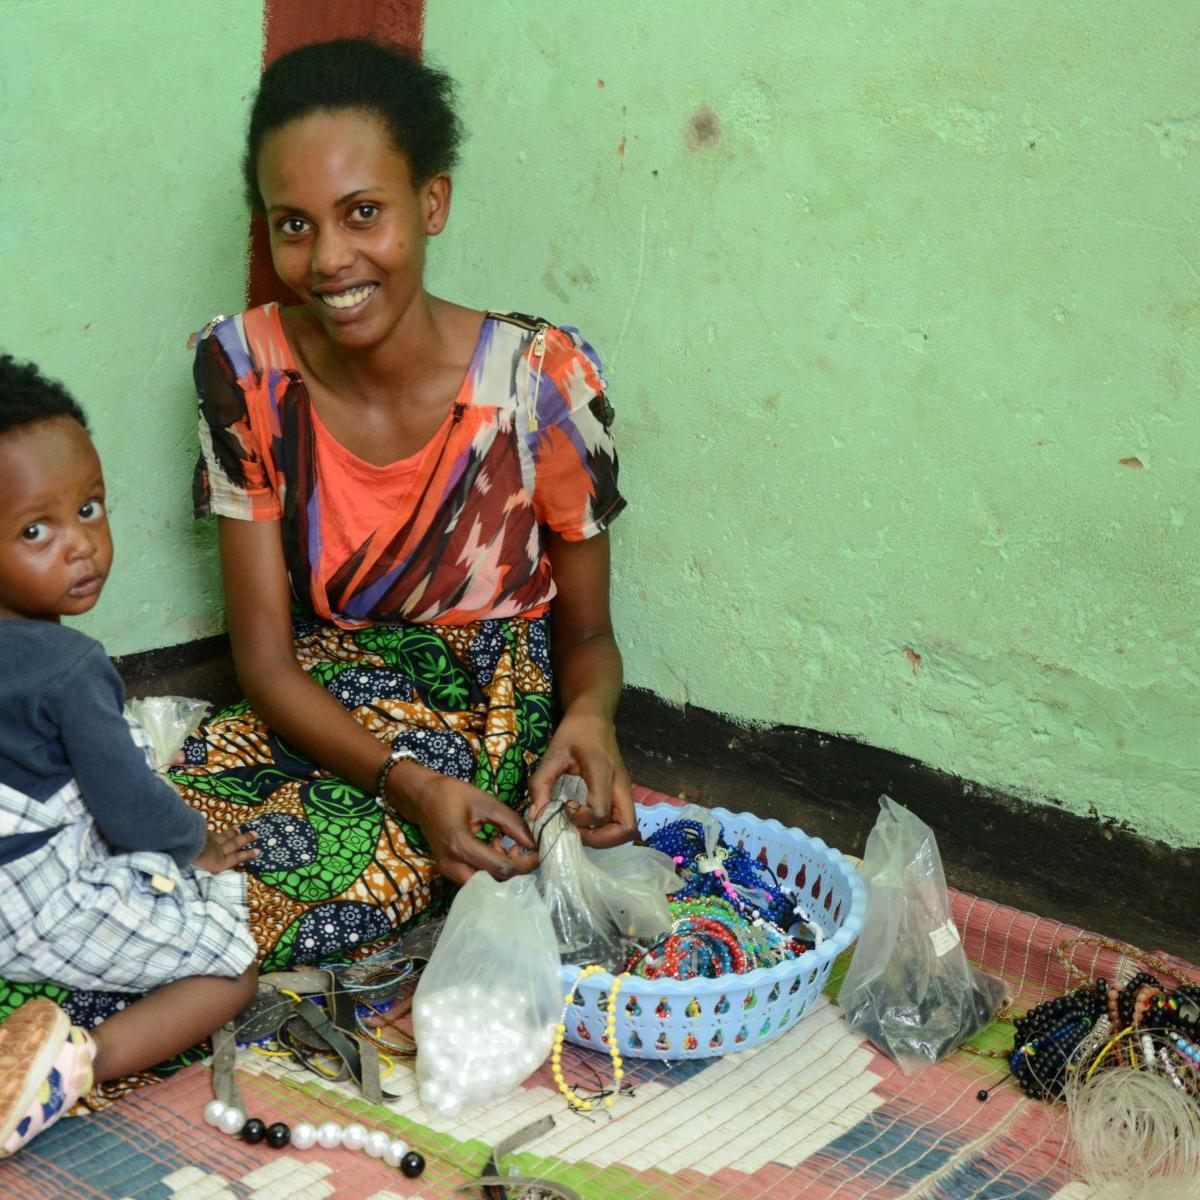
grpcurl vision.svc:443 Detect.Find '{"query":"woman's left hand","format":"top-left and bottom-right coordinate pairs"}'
top-left (528, 705), bottom-right (636, 848)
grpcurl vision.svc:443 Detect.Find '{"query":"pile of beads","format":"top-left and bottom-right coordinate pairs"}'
top-left (647, 817), bottom-right (814, 936)
top-left (413, 982), bottom-right (555, 1119)
top-left (633, 911), bottom-right (747, 980)
top-left (626, 896), bottom-right (807, 981)
top-left (553, 965), bottom-right (627, 1112)
top-left (202, 1099), bottom-right (425, 1177)
top-left (1009, 981), bottom-right (1106, 1100)
top-left (1007, 976), bottom-right (1200, 1104)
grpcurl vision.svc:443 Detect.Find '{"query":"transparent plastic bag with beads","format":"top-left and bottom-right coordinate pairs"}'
top-left (124, 696), bottom-right (211, 771)
top-left (412, 871), bottom-right (562, 1118)
top-left (533, 774), bottom-right (679, 966)
top-left (838, 795), bottom-right (1008, 1073)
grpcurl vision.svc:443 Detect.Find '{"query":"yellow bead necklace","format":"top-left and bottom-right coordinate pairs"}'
top-left (552, 966), bottom-right (628, 1112)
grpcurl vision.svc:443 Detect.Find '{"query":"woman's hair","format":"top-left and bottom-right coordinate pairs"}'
top-left (243, 38), bottom-right (463, 211)
top-left (0, 354), bottom-right (88, 436)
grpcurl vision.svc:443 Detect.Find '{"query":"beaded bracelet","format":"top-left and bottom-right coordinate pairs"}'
top-left (668, 899), bottom-right (800, 975)
top-left (674, 916), bottom-right (746, 973)
top-left (1114, 972), bottom-right (1160, 1040)
top-left (372, 746), bottom-right (420, 806)
top-left (202, 1099), bottom-right (425, 1177)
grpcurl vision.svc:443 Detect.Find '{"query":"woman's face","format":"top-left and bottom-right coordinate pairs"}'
top-left (257, 109), bottom-right (451, 349)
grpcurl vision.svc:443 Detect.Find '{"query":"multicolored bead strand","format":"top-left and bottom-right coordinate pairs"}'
top-left (1000, 972), bottom-right (1200, 1105)
top-left (648, 818), bottom-right (817, 939)
top-left (626, 894), bottom-right (806, 982)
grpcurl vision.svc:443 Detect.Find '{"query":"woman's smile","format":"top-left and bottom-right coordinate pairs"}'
top-left (314, 282), bottom-right (380, 318)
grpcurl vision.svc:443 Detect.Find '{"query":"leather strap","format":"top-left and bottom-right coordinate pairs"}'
top-left (211, 1021), bottom-right (244, 1113)
top-left (211, 967), bottom-right (384, 1106)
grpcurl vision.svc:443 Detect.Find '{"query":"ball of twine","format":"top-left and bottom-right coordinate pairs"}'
top-left (1062, 1030), bottom-right (1200, 1198)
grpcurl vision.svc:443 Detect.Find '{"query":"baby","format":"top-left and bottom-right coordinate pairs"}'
top-left (0, 354), bottom-right (258, 1157)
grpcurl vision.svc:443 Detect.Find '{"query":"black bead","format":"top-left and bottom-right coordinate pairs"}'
top-left (976, 1088), bottom-right (989, 1101)
top-left (265, 1122), bottom-right (291, 1149)
top-left (400, 1150), bottom-right (426, 1178)
top-left (241, 1118), bottom-right (267, 1144)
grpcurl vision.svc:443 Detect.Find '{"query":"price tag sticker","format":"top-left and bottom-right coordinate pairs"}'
top-left (929, 919), bottom-right (961, 957)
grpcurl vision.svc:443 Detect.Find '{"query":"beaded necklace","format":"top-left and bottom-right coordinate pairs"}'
top-left (553, 966), bottom-right (627, 1112)
top-left (647, 818), bottom-right (815, 940)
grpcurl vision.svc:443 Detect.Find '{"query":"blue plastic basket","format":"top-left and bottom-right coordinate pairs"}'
top-left (560, 802), bottom-right (866, 1061)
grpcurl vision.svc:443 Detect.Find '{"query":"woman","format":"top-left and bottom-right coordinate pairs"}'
top-left (172, 37), bottom-right (634, 972)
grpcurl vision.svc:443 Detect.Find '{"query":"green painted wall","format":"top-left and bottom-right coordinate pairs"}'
top-left (5, 2), bottom-right (1192, 849)
top-left (424, 1), bottom-right (1200, 846)
top-left (1, 1), bottom-right (263, 654)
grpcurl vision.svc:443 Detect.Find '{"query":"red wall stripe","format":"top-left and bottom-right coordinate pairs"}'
top-left (247, 0), bottom-right (426, 308)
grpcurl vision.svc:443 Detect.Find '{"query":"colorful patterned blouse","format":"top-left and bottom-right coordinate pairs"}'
top-left (192, 305), bottom-right (626, 628)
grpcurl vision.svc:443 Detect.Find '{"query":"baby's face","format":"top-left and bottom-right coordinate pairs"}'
top-left (0, 417), bottom-right (112, 621)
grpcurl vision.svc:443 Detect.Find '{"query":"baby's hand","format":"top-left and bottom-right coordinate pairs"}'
top-left (194, 827), bottom-right (258, 874)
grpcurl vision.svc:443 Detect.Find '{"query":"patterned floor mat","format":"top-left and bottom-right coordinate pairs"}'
top-left (2, 792), bottom-right (1196, 1199)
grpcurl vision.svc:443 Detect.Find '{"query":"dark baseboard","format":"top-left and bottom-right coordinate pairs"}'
top-left (114, 633), bottom-right (241, 708)
top-left (113, 638), bottom-right (1198, 962)
top-left (614, 687), bottom-right (1199, 964)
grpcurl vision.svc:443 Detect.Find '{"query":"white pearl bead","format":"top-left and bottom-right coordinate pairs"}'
top-left (341, 1123), bottom-right (367, 1151)
top-left (420, 1079), bottom-right (442, 1106)
top-left (438, 1095), bottom-right (463, 1118)
top-left (364, 1130), bottom-right (390, 1158)
top-left (291, 1122), bottom-right (318, 1150)
top-left (203, 1100), bottom-right (227, 1127)
top-left (384, 1138), bottom-right (409, 1167)
top-left (217, 1107), bottom-right (245, 1136)
top-left (317, 1120), bottom-right (343, 1149)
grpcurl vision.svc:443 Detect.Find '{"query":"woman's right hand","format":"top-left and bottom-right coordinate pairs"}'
top-left (389, 766), bottom-right (538, 886)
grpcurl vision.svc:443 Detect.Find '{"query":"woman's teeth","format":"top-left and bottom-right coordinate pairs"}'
top-left (320, 285), bottom-right (376, 309)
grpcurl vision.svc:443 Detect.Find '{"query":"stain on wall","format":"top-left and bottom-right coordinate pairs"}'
top-left (423, 0), bottom-right (1200, 846)
top-left (686, 107), bottom-right (722, 150)
top-left (1, 3), bottom-right (264, 655)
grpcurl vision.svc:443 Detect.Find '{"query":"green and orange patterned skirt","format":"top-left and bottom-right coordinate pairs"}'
top-left (0, 611), bottom-right (553, 1063)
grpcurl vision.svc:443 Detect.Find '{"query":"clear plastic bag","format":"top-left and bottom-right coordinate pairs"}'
top-left (412, 872), bottom-right (561, 1118)
top-left (124, 695), bottom-right (211, 771)
top-left (839, 795), bottom-right (1007, 1073)
top-left (533, 774), bottom-right (678, 965)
